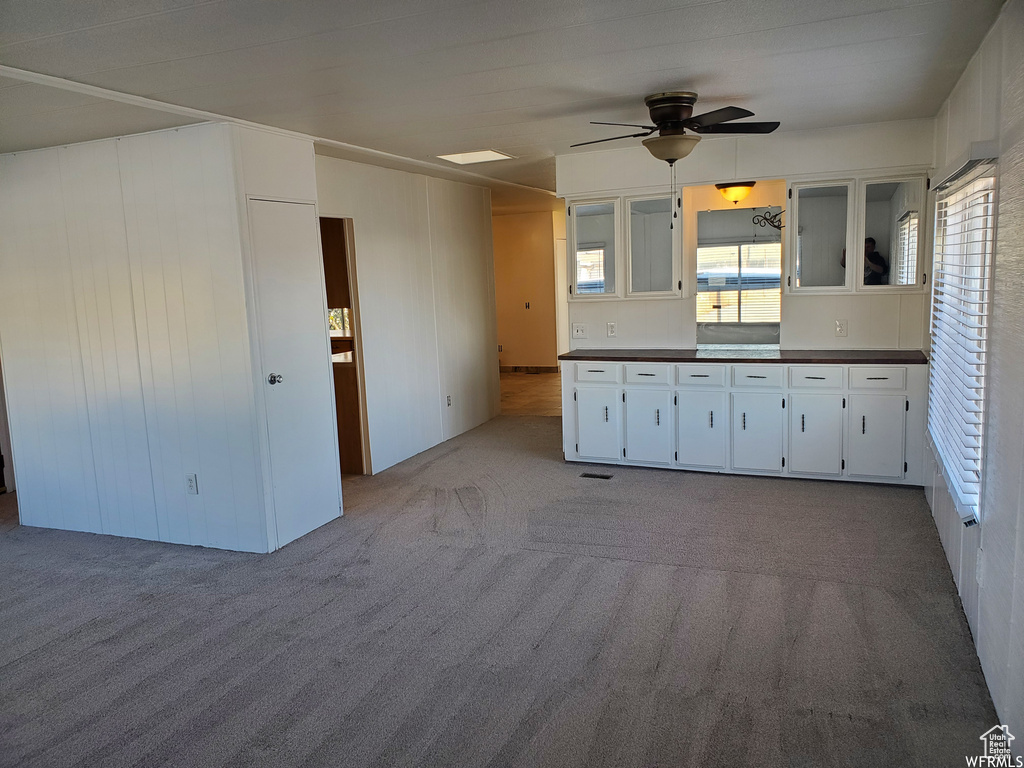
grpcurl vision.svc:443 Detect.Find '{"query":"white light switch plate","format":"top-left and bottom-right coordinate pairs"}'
top-left (572, 323), bottom-right (588, 339)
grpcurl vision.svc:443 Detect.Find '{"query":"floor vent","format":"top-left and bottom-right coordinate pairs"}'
top-left (580, 472), bottom-right (613, 480)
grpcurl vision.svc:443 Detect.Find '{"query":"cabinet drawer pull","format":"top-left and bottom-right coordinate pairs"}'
top-left (862, 415), bottom-right (866, 434)
top-left (656, 408), bottom-right (660, 426)
top-left (866, 376), bottom-right (889, 380)
top-left (742, 413), bottom-right (746, 430)
top-left (805, 376), bottom-right (826, 380)
top-left (801, 414), bottom-right (805, 432)
top-left (689, 374), bottom-right (710, 378)
top-left (746, 375), bottom-right (767, 379)
top-left (587, 369), bottom-right (606, 373)
top-left (604, 406), bottom-right (609, 422)
top-left (637, 373), bottom-right (656, 377)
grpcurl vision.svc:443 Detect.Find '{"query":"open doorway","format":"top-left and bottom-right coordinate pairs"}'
top-left (320, 217), bottom-right (371, 478)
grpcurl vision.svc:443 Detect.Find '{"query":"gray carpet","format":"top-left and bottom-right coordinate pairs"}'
top-left (0, 416), bottom-right (995, 767)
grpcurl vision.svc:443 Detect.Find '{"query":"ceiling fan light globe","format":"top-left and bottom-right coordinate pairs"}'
top-left (642, 134), bottom-right (701, 163)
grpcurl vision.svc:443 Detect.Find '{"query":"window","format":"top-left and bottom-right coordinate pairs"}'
top-left (896, 211), bottom-right (919, 286)
top-left (696, 243), bottom-right (781, 323)
top-left (575, 246), bottom-right (607, 294)
top-left (928, 167), bottom-right (996, 521)
top-left (571, 201), bottom-right (616, 296)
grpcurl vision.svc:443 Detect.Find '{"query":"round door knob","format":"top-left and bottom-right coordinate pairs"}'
top-left (267, 373), bottom-right (284, 385)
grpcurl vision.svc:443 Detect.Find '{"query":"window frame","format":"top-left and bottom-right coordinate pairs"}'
top-left (786, 179), bottom-right (857, 295)
top-left (567, 197), bottom-right (622, 301)
top-left (855, 175), bottom-right (928, 293)
top-left (624, 193), bottom-right (681, 298)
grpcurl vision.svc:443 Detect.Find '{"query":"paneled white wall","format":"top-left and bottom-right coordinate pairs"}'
top-left (925, 0), bottom-right (1024, 742)
top-left (117, 125), bottom-right (267, 551)
top-left (0, 352), bottom-right (12, 491)
top-left (0, 123), bottom-right (335, 553)
top-left (558, 120), bottom-right (935, 351)
top-left (315, 155), bottom-right (499, 473)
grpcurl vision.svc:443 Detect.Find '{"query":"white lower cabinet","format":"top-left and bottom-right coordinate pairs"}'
top-left (847, 394), bottom-right (906, 479)
top-left (576, 387), bottom-right (622, 461)
top-left (731, 392), bottom-right (784, 473)
top-left (789, 394), bottom-right (844, 476)
top-left (676, 390), bottom-right (727, 468)
top-left (624, 388), bottom-right (673, 464)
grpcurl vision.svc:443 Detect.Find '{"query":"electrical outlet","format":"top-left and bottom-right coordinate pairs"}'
top-left (835, 319), bottom-right (849, 337)
top-left (185, 473), bottom-right (198, 495)
top-left (606, 322), bottom-right (616, 338)
top-left (572, 323), bottom-right (588, 339)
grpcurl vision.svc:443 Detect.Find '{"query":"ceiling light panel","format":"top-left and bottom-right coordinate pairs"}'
top-left (437, 149), bottom-right (515, 164)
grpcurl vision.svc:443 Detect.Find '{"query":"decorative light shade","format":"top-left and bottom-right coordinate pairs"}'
top-left (642, 134), bottom-right (701, 164)
top-left (715, 181), bottom-right (756, 204)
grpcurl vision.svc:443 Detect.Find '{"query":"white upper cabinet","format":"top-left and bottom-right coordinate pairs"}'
top-left (626, 195), bottom-right (679, 296)
top-left (788, 180), bottom-right (855, 292)
top-left (856, 176), bottom-right (927, 290)
top-left (569, 199), bottom-right (619, 298)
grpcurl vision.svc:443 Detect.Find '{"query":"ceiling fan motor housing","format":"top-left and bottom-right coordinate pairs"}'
top-left (645, 91), bottom-right (698, 130)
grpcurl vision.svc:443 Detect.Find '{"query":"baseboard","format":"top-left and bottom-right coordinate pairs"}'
top-left (500, 365), bottom-right (559, 374)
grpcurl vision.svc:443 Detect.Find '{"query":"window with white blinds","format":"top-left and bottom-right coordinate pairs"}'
top-left (896, 211), bottom-right (919, 286)
top-left (929, 167), bottom-right (997, 520)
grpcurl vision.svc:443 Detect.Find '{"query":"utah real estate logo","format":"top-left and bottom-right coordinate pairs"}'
top-left (967, 725), bottom-right (1021, 767)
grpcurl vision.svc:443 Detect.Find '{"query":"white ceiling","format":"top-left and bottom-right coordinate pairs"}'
top-left (0, 0), bottom-right (1004, 207)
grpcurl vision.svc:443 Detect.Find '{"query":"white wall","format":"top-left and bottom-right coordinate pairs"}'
top-left (0, 331), bottom-right (15, 492)
top-left (558, 120), bottom-right (935, 351)
top-left (315, 155), bottom-right (499, 474)
top-left (925, 0), bottom-right (1024, 743)
top-left (0, 123), bottom-right (334, 552)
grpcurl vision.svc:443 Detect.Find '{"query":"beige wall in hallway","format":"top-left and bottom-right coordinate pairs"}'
top-left (492, 212), bottom-right (559, 367)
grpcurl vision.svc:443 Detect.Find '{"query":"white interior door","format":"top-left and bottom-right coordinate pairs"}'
top-left (249, 199), bottom-right (342, 547)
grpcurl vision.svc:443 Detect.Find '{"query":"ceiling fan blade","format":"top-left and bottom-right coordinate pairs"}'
top-left (691, 121), bottom-right (780, 134)
top-left (687, 106), bottom-right (754, 128)
top-left (590, 121), bottom-right (657, 129)
top-left (570, 129), bottom-right (656, 148)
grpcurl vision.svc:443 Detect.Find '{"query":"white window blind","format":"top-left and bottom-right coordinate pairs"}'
top-left (928, 167), bottom-right (997, 520)
top-left (896, 211), bottom-right (919, 286)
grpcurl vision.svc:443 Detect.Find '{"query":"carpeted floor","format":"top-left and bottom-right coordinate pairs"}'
top-left (0, 416), bottom-right (995, 767)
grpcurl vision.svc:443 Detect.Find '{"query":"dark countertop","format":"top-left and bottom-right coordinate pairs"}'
top-left (558, 348), bottom-right (929, 365)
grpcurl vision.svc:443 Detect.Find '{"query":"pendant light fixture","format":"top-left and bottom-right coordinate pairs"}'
top-left (715, 181), bottom-right (756, 204)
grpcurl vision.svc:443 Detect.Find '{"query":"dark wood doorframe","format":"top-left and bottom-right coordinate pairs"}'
top-left (320, 216), bottom-right (371, 476)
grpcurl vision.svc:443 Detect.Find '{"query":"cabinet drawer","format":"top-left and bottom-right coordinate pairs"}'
top-left (789, 366), bottom-right (843, 389)
top-left (849, 367), bottom-right (906, 390)
top-left (732, 365), bottom-right (784, 388)
top-left (676, 364), bottom-right (727, 387)
top-left (625, 363), bottom-right (670, 385)
top-left (576, 363), bottom-right (621, 383)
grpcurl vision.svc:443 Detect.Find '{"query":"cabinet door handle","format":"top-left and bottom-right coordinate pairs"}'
top-left (587, 369), bottom-right (605, 373)
top-left (656, 408), bottom-right (660, 426)
top-left (742, 413), bottom-right (746, 430)
top-left (709, 411), bottom-right (714, 428)
top-left (866, 377), bottom-right (889, 380)
top-left (805, 376), bottom-right (825, 380)
top-left (604, 406), bottom-right (609, 422)
top-left (862, 415), bottom-right (866, 434)
top-left (690, 374), bottom-right (709, 378)
top-left (801, 414), bottom-right (805, 432)
top-left (746, 375), bottom-right (767, 379)
top-left (637, 373), bottom-right (656, 377)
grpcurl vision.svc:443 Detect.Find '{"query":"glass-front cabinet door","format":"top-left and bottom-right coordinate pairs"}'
top-left (570, 200), bottom-right (618, 297)
top-left (790, 181), bottom-right (854, 291)
top-left (858, 177), bottom-right (926, 288)
top-left (627, 195), bottom-right (678, 295)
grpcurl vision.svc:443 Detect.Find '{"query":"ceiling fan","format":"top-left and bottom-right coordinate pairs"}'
top-left (572, 91), bottom-right (780, 164)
